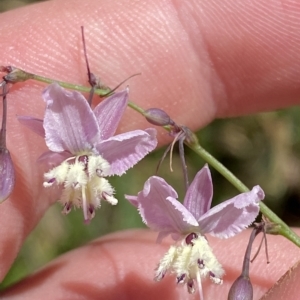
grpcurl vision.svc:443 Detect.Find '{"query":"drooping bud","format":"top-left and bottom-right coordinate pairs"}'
top-left (144, 108), bottom-right (175, 126)
top-left (228, 222), bottom-right (267, 300)
top-left (1, 66), bottom-right (33, 83)
top-left (0, 82), bottom-right (15, 202)
top-left (228, 275), bottom-right (253, 300)
top-left (0, 148), bottom-right (15, 203)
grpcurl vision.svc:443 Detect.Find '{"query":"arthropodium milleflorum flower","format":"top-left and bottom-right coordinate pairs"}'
top-left (18, 83), bottom-right (157, 222)
top-left (125, 165), bottom-right (265, 299)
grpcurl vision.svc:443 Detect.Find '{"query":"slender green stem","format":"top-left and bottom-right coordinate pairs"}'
top-left (13, 71), bottom-right (300, 248)
top-left (3, 66), bottom-right (138, 97)
top-left (29, 73), bottom-right (111, 96)
top-left (128, 96), bottom-right (300, 248)
top-left (128, 102), bottom-right (300, 246)
top-left (128, 101), bottom-right (145, 115)
top-left (188, 143), bottom-right (300, 247)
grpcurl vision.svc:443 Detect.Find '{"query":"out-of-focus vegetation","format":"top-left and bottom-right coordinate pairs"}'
top-left (1, 0), bottom-right (300, 291)
top-left (0, 0), bottom-right (46, 12)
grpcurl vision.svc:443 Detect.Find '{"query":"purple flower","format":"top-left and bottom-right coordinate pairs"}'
top-left (19, 83), bottom-right (157, 222)
top-left (125, 165), bottom-right (264, 297)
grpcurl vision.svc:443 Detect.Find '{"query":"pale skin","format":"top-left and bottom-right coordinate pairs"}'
top-left (0, 0), bottom-right (300, 299)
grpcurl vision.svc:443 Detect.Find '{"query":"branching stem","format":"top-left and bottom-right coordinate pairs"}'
top-left (4, 70), bottom-right (300, 248)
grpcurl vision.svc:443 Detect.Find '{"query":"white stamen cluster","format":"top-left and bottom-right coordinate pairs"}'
top-left (43, 154), bottom-right (117, 221)
top-left (154, 234), bottom-right (224, 294)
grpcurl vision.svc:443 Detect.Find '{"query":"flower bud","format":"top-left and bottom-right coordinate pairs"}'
top-left (228, 275), bottom-right (253, 300)
top-left (144, 108), bottom-right (174, 126)
top-left (228, 223), bottom-right (267, 300)
top-left (0, 148), bottom-right (15, 203)
top-left (1, 66), bottom-right (33, 83)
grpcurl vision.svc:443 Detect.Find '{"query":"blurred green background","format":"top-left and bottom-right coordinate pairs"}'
top-left (1, 0), bottom-right (300, 291)
top-left (0, 0), bottom-right (46, 12)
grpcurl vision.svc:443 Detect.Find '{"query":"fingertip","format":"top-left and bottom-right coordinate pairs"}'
top-left (260, 260), bottom-right (300, 300)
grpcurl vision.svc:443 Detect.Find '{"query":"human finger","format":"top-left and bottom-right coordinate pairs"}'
top-left (1, 229), bottom-right (300, 299)
top-left (1, 0), bottom-right (300, 283)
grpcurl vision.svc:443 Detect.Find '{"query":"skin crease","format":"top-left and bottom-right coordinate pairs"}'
top-left (0, 0), bottom-right (300, 299)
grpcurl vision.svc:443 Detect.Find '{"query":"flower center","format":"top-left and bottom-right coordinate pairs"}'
top-left (43, 154), bottom-right (117, 222)
top-left (154, 233), bottom-right (224, 294)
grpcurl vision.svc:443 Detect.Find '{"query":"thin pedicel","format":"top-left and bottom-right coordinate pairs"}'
top-left (228, 221), bottom-right (270, 300)
top-left (80, 26), bottom-right (141, 104)
top-left (144, 107), bottom-right (198, 192)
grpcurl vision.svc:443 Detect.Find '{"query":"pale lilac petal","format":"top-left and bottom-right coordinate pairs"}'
top-left (37, 151), bottom-right (71, 169)
top-left (96, 128), bottom-right (157, 175)
top-left (126, 176), bottom-right (198, 237)
top-left (155, 231), bottom-right (182, 243)
top-left (125, 194), bottom-right (139, 207)
top-left (43, 83), bottom-right (100, 153)
top-left (93, 89), bottom-right (129, 140)
top-left (183, 165), bottom-right (213, 219)
top-left (156, 231), bottom-right (171, 243)
top-left (125, 176), bottom-right (178, 210)
top-left (198, 186), bottom-right (265, 238)
top-left (17, 116), bottom-right (45, 137)
top-left (0, 149), bottom-right (15, 203)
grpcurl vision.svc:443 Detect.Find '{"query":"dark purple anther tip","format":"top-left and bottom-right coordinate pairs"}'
top-left (187, 279), bottom-right (195, 294)
top-left (87, 204), bottom-right (95, 221)
top-left (62, 202), bottom-right (72, 214)
top-left (48, 178), bottom-right (56, 184)
top-left (185, 232), bottom-right (198, 245)
top-left (89, 204), bottom-right (95, 214)
top-left (78, 155), bottom-right (88, 164)
top-left (198, 259), bottom-right (204, 269)
top-left (176, 273), bottom-right (186, 284)
top-left (154, 271), bottom-right (166, 282)
top-left (78, 155), bottom-right (88, 170)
